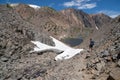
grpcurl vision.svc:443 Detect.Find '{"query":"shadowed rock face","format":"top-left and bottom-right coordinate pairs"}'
top-left (60, 8), bottom-right (94, 28)
top-left (90, 13), bottom-right (112, 28)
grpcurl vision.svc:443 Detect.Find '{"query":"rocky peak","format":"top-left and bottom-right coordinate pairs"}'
top-left (90, 13), bottom-right (112, 28)
top-left (114, 15), bottom-right (120, 22)
top-left (60, 8), bottom-right (77, 14)
top-left (40, 6), bottom-right (56, 12)
top-left (61, 8), bottom-right (95, 28)
top-left (35, 6), bottom-right (59, 18)
top-left (12, 4), bottom-right (35, 20)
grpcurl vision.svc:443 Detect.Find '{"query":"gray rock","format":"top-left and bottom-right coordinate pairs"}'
top-left (101, 50), bottom-right (110, 57)
top-left (1, 57), bottom-right (9, 62)
top-left (96, 61), bottom-right (105, 72)
top-left (117, 53), bottom-right (120, 59)
top-left (109, 68), bottom-right (120, 80)
top-left (32, 69), bottom-right (47, 78)
top-left (108, 46), bottom-right (116, 54)
top-left (112, 54), bottom-right (118, 60)
top-left (117, 60), bottom-right (120, 66)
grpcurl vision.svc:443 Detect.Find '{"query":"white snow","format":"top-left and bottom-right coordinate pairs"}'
top-left (28, 4), bottom-right (40, 9)
top-left (50, 36), bottom-right (71, 51)
top-left (55, 48), bottom-right (83, 60)
top-left (95, 25), bottom-right (99, 30)
top-left (9, 3), bottom-right (40, 9)
top-left (10, 3), bottom-right (19, 7)
top-left (31, 36), bottom-right (84, 60)
top-left (30, 40), bottom-right (62, 53)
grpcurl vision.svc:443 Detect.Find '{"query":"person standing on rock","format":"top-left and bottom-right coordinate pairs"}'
top-left (89, 38), bottom-right (95, 52)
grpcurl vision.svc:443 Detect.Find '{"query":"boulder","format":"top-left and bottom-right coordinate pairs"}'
top-left (1, 57), bottom-right (9, 62)
top-left (109, 68), bottom-right (120, 80)
top-left (117, 60), bottom-right (120, 66)
top-left (101, 50), bottom-right (110, 57)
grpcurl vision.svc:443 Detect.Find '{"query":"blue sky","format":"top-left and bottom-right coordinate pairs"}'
top-left (0, 0), bottom-right (120, 18)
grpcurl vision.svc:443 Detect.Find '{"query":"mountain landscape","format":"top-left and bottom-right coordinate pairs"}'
top-left (0, 4), bottom-right (120, 80)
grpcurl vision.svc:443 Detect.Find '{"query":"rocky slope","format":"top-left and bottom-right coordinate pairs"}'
top-left (13, 4), bottom-right (35, 20)
top-left (86, 16), bottom-right (120, 80)
top-left (13, 4), bottom-right (112, 39)
top-left (33, 16), bottom-right (120, 80)
top-left (0, 4), bottom-right (119, 80)
top-left (0, 4), bottom-right (54, 80)
top-left (13, 4), bottom-right (70, 39)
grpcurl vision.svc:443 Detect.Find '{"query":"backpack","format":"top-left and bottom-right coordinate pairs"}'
top-left (90, 41), bottom-right (94, 45)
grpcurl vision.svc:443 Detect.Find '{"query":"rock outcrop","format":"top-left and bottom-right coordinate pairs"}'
top-left (90, 13), bottom-right (112, 28)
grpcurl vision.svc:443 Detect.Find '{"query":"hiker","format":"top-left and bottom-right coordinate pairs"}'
top-left (89, 38), bottom-right (95, 52)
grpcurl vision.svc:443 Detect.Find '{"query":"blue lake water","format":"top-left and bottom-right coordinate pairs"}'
top-left (61, 38), bottom-right (83, 47)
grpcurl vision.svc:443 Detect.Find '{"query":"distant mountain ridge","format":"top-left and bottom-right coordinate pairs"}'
top-left (10, 3), bottom-right (112, 39)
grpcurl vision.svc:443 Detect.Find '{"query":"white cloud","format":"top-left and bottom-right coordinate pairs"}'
top-left (63, 0), bottom-right (96, 9)
top-left (63, 1), bottom-right (75, 7)
top-left (10, 3), bottom-right (19, 7)
top-left (78, 3), bottom-right (96, 9)
top-left (97, 10), bottom-right (120, 18)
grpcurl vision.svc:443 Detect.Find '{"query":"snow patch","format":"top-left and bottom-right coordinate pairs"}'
top-left (28, 4), bottom-right (40, 9)
top-left (55, 48), bottom-right (83, 60)
top-left (10, 3), bottom-right (19, 7)
top-left (95, 26), bottom-right (99, 30)
top-left (31, 36), bottom-right (84, 60)
top-left (9, 3), bottom-right (40, 9)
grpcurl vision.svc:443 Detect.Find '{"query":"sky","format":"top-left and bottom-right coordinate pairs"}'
top-left (0, 0), bottom-right (120, 18)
